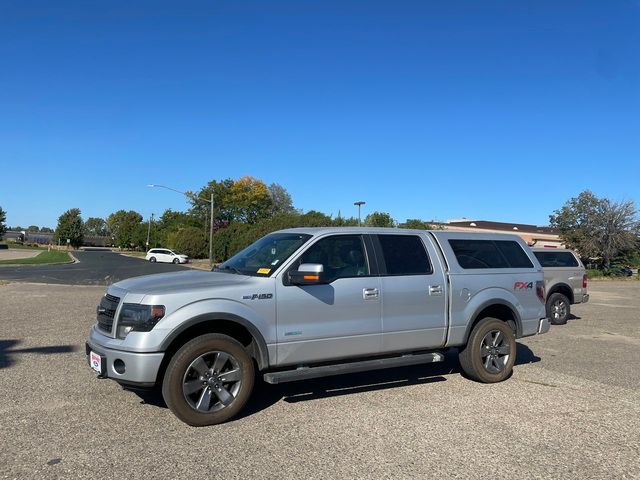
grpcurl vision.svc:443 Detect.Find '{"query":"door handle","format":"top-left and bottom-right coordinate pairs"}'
top-left (363, 288), bottom-right (379, 300)
top-left (428, 285), bottom-right (443, 296)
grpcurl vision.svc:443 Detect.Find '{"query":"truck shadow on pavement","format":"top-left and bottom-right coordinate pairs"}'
top-left (134, 343), bottom-right (541, 421)
top-left (0, 339), bottom-right (77, 369)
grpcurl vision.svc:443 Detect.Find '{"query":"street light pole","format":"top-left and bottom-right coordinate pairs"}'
top-left (146, 213), bottom-right (154, 249)
top-left (209, 192), bottom-right (214, 266)
top-left (147, 184), bottom-right (215, 267)
top-left (354, 201), bottom-right (366, 226)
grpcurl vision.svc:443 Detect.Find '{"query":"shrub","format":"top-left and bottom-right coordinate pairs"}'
top-left (173, 227), bottom-right (208, 259)
top-left (586, 269), bottom-right (604, 279)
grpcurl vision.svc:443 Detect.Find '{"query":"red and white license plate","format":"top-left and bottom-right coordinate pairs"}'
top-left (89, 351), bottom-right (102, 374)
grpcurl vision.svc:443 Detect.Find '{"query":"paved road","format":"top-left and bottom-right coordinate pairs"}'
top-left (0, 250), bottom-right (189, 285)
top-left (0, 281), bottom-right (638, 479)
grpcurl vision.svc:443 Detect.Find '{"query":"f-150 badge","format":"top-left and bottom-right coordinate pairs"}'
top-left (242, 293), bottom-right (274, 300)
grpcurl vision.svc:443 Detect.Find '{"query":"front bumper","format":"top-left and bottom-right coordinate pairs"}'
top-left (85, 340), bottom-right (164, 387)
top-left (538, 318), bottom-right (551, 335)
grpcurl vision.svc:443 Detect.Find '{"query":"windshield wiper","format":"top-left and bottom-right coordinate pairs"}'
top-left (214, 265), bottom-right (242, 275)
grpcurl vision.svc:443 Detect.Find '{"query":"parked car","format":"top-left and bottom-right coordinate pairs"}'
top-left (145, 248), bottom-right (189, 264)
top-left (532, 248), bottom-right (589, 325)
top-left (618, 266), bottom-right (633, 277)
top-left (88, 228), bottom-right (549, 426)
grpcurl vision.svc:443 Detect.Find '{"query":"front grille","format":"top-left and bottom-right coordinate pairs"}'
top-left (97, 294), bottom-right (120, 334)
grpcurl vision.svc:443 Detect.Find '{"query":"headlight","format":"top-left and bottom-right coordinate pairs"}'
top-left (116, 303), bottom-right (165, 339)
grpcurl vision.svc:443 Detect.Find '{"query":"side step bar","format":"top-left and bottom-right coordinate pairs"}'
top-left (263, 351), bottom-right (445, 384)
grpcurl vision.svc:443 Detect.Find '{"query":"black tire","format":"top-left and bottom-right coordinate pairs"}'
top-left (458, 317), bottom-right (516, 383)
top-left (162, 334), bottom-right (255, 426)
top-left (149, 257), bottom-right (156, 263)
top-left (546, 292), bottom-right (570, 325)
top-left (173, 258), bottom-right (180, 264)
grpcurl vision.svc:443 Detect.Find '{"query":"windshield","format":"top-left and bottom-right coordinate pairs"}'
top-left (215, 232), bottom-right (311, 276)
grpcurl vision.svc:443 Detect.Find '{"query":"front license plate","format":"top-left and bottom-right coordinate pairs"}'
top-left (89, 351), bottom-right (103, 374)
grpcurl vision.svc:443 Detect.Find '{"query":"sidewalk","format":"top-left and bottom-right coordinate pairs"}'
top-left (0, 250), bottom-right (41, 261)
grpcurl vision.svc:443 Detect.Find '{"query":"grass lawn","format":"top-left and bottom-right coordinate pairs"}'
top-left (0, 250), bottom-right (72, 265)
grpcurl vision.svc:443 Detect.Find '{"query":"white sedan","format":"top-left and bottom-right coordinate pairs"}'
top-left (145, 248), bottom-right (189, 264)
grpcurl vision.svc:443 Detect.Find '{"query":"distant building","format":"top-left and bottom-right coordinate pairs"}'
top-left (4, 231), bottom-right (111, 247)
top-left (439, 219), bottom-right (562, 248)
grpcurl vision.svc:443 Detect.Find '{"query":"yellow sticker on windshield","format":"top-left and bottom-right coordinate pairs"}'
top-left (257, 268), bottom-right (271, 275)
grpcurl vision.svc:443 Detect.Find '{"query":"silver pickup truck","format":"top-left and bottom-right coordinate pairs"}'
top-left (532, 247), bottom-right (589, 325)
top-left (87, 228), bottom-right (550, 426)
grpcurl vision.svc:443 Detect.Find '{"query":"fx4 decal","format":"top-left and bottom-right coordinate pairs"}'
top-left (514, 281), bottom-right (534, 290)
top-left (242, 293), bottom-right (274, 300)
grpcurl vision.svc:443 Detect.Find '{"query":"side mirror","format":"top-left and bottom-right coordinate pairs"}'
top-left (289, 263), bottom-right (325, 286)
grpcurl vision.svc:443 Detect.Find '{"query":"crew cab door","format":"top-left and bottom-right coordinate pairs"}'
top-left (275, 234), bottom-right (381, 366)
top-left (373, 234), bottom-right (448, 352)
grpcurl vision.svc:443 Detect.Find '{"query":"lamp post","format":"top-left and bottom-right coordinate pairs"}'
top-left (148, 184), bottom-right (215, 266)
top-left (354, 201), bottom-right (366, 226)
top-left (145, 213), bottom-right (154, 249)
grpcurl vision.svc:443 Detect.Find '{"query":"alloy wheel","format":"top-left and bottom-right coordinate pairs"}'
top-left (182, 351), bottom-right (243, 413)
top-left (480, 330), bottom-right (511, 374)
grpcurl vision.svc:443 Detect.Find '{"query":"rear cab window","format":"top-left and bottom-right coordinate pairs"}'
top-left (449, 239), bottom-right (533, 269)
top-left (376, 235), bottom-right (432, 275)
top-left (534, 251), bottom-right (579, 268)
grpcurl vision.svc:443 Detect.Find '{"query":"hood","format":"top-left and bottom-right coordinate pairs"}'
top-left (113, 269), bottom-right (250, 295)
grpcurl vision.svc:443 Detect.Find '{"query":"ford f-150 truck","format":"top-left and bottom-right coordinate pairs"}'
top-left (87, 228), bottom-right (550, 426)
top-left (532, 247), bottom-right (589, 325)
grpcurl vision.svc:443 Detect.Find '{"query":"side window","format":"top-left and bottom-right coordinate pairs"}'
top-left (495, 241), bottom-right (533, 268)
top-left (534, 251), bottom-right (579, 267)
top-left (294, 235), bottom-right (369, 282)
top-left (449, 240), bottom-right (509, 269)
top-left (449, 239), bottom-right (534, 269)
top-left (377, 235), bottom-right (432, 275)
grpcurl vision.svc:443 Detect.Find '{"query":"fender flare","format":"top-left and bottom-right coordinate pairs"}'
top-left (547, 283), bottom-right (574, 303)
top-left (159, 312), bottom-right (270, 370)
top-left (463, 299), bottom-right (523, 342)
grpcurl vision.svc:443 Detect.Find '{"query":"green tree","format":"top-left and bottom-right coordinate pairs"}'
top-left (191, 177), bottom-right (273, 224)
top-left (27, 225), bottom-right (40, 232)
top-left (268, 183), bottom-right (295, 215)
top-left (364, 211), bottom-right (396, 228)
top-left (40, 227), bottom-right (54, 234)
top-left (153, 209), bottom-right (202, 248)
top-left (550, 190), bottom-right (639, 267)
top-left (399, 219), bottom-right (435, 230)
top-left (54, 208), bottom-right (84, 248)
top-left (0, 206), bottom-right (6, 240)
top-left (107, 210), bottom-right (143, 248)
top-left (84, 217), bottom-right (109, 236)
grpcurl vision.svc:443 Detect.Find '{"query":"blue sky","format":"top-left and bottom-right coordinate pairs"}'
top-left (1, 1), bottom-right (639, 228)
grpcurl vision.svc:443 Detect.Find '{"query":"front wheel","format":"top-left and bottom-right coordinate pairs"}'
top-left (172, 258), bottom-right (180, 264)
top-left (547, 292), bottom-right (570, 325)
top-left (149, 257), bottom-right (156, 263)
top-left (458, 317), bottom-right (516, 383)
top-left (162, 334), bottom-right (255, 426)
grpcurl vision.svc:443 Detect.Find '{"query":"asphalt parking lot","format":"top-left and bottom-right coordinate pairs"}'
top-left (1, 281), bottom-right (639, 479)
top-left (0, 250), bottom-right (188, 285)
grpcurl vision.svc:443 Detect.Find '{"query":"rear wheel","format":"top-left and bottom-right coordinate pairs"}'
top-left (458, 317), bottom-right (516, 383)
top-left (162, 334), bottom-right (254, 426)
top-left (547, 292), bottom-right (570, 325)
top-left (149, 257), bottom-right (156, 263)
